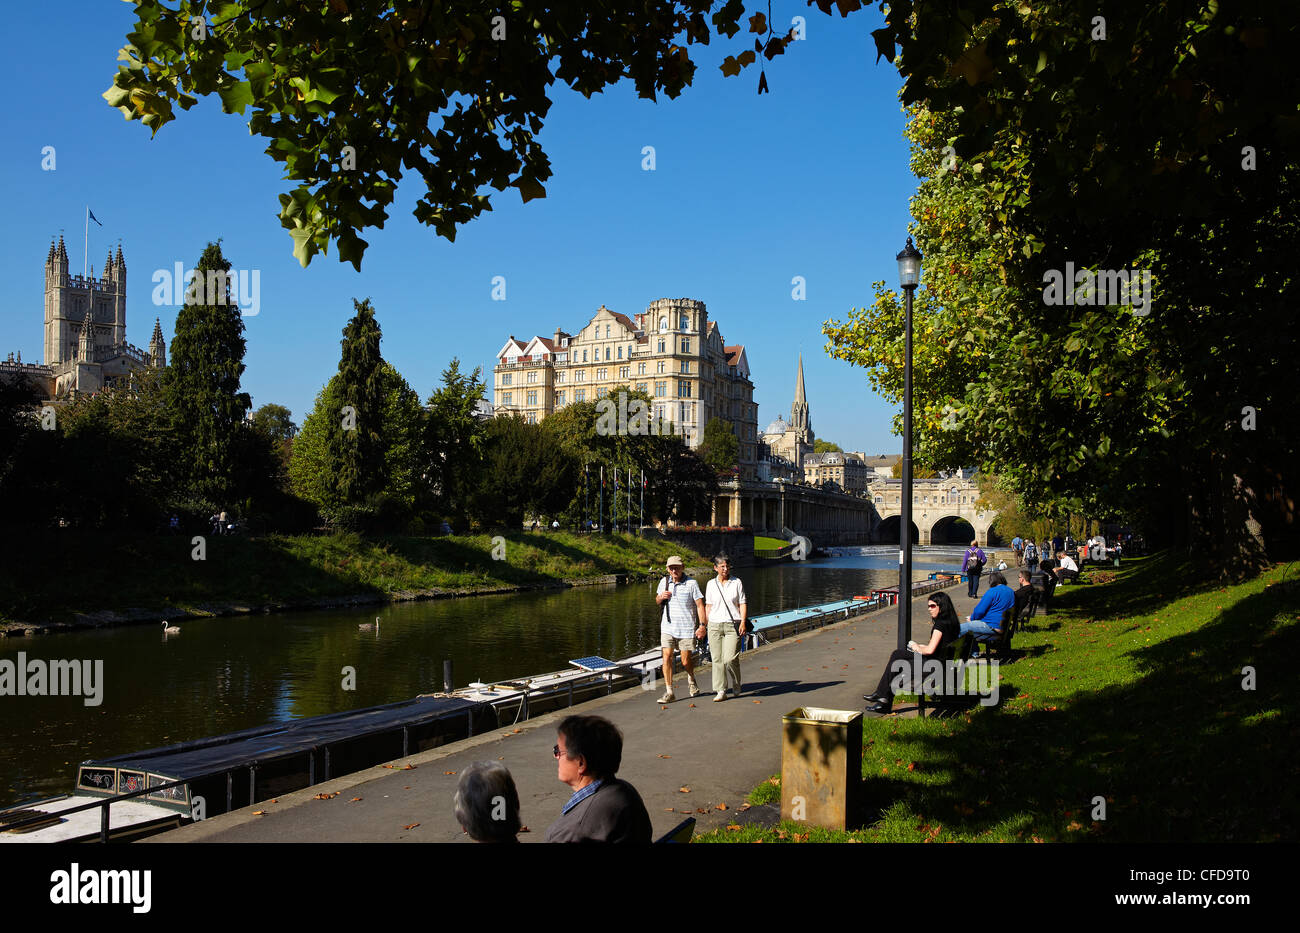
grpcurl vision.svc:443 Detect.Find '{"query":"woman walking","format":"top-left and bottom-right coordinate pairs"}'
top-left (863, 590), bottom-right (961, 715)
top-left (704, 554), bottom-right (748, 701)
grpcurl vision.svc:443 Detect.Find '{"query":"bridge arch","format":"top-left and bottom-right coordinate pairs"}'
top-left (930, 514), bottom-right (976, 545)
top-left (874, 515), bottom-right (920, 544)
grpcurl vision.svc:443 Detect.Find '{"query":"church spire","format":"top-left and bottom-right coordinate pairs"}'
top-left (80, 308), bottom-right (96, 361)
top-left (789, 353), bottom-right (813, 447)
top-left (149, 318), bottom-right (166, 368)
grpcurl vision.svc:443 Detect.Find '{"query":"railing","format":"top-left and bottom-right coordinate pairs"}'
top-left (0, 773), bottom-right (194, 843)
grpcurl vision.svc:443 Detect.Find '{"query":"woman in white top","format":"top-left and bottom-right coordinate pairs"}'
top-left (703, 554), bottom-right (748, 701)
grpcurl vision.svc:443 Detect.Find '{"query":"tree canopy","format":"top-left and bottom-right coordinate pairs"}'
top-left (104, 0), bottom-right (840, 268)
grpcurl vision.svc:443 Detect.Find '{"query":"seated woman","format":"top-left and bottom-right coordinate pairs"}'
top-left (453, 760), bottom-right (522, 842)
top-left (960, 571), bottom-right (1016, 645)
top-left (864, 590), bottom-right (961, 714)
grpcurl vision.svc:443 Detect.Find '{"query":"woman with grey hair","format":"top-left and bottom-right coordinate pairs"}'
top-left (453, 761), bottom-right (522, 842)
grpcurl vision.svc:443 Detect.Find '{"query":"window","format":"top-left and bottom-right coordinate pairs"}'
top-left (576, 370), bottom-right (585, 382)
top-left (503, 391), bottom-right (513, 405)
top-left (636, 382), bottom-right (647, 392)
top-left (680, 401), bottom-right (692, 423)
top-left (619, 366), bottom-right (629, 378)
top-left (679, 313), bottom-right (688, 330)
top-left (527, 390), bottom-right (538, 406)
top-left (555, 391), bottom-right (566, 405)
top-left (638, 362), bottom-right (646, 375)
top-left (527, 411), bottom-right (537, 424)
top-left (605, 324), bottom-right (611, 338)
top-left (681, 339), bottom-right (690, 353)
top-left (617, 345), bottom-right (623, 359)
top-left (597, 368), bottom-right (607, 380)
top-left (502, 373), bottom-right (512, 386)
top-left (681, 382), bottom-right (692, 398)
top-left (657, 361), bottom-right (665, 373)
top-left (526, 371), bottom-right (537, 383)
top-left (556, 371), bottom-right (565, 383)
top-left (582, 349), bottom-right (588, 362)
top-left (605, 347), bottom-right (611, 361)
top-left (575, 388), bottom-right (586, 402)
top-left (658, 339), bottom-right (665, 353)
top-left (654, 381), bottom-right (666, 397)
top-left (596, 387), bottom-right (607, 399)
top-left (680, 361), bottom-right (689, 374)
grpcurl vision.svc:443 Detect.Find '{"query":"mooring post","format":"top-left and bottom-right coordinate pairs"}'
top-left (443, 659), bottom-right (453, 693)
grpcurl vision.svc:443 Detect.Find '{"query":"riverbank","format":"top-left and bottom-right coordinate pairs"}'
top-left (0, 530), bottom-right (712, 636)
top-left (696, 552), bottom-right (1300, 843)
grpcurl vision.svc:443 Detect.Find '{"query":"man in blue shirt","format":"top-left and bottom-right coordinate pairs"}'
top-left (960, 571), bottom-right (1015, 648)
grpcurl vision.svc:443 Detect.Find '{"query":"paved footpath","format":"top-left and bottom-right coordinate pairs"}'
top-left (148, 573), bottom-right (1002, 843)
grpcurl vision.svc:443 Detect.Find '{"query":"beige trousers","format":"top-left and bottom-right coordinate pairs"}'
top-left (707, 623), bottom-right (742, 695)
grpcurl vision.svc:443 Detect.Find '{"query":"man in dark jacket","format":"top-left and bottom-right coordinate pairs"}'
top-left (543, 715), bottom-right (652, 843)
top-left (962, 541), bottom-right (986, 598)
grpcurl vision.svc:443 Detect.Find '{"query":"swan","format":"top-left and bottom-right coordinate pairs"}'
top-left (161, 621), bottom-right (181, 634)
top-left (359, 617), bottom-right (380, 632)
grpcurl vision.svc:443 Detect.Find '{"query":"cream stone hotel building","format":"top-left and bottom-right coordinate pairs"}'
top-left (492, 298), bottom-right (761, 480)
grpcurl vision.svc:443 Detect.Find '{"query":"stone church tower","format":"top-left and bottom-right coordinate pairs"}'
top-left (8, 237), bottom-right (161, 397)
top-left (761, 353), bottom-right (816, 472)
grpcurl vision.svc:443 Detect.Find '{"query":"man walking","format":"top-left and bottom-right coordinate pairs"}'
top-left (654, 556), bottom-right (705, 703)
top-left (962, 540), bottom-right (986, 598)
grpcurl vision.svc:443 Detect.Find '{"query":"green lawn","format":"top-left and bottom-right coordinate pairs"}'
top-left (0, 530), bottom-right (711, 625)
top-left (754, 535), bottom-right (789, 550)
top-left (696, 552), bottom-right (1300, 843)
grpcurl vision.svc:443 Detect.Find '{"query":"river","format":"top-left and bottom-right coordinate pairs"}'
top-left (0, 547), bottom-right (970, 809)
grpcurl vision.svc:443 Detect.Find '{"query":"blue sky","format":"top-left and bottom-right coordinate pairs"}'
top-left (1, 1), bottom-right (920, 454)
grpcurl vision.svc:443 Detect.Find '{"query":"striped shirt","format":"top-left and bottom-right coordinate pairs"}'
top-left (657, 576), bottom-right (703, 638)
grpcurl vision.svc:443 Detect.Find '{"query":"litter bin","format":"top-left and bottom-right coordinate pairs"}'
top-left (780, 707), bottom-right (862, 831)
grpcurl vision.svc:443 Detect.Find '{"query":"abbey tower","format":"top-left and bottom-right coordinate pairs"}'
top-left (1, 236), bottom-right (164, 399)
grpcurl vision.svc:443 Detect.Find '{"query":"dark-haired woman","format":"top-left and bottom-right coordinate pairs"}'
top-left (863, 590), bottom-right (961, 715)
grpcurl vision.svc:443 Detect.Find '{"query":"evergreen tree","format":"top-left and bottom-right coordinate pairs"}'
top-left (330, 298), bottom-right (387, 505)
top-left (290, 363), bottom-right (421, 517)
top-left (419, 358), bottom-right (487, 519)
top-left (699, 417), bottom-right (740, 474)
top-left (166, 241), bottom-right (250, 506)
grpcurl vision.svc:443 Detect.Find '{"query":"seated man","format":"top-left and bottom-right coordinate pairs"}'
top-left (453, 761), bottom-right (522, 843)
top-left (960, 571), bottom-right (1016, 650)
top-left (1055, 551), bottom-right (1079, 584)
top-left (1013, 569), bottom-right (1036, 619)
top-left (543, 714), bottom-right (652, 843)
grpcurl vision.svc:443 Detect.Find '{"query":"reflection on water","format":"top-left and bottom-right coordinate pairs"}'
top-left (0, 549), bottom-right (965, 808)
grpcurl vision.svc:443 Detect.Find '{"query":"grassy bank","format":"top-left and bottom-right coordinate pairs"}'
top-left (0, 530), bottom-right (712, 626)
top-left (696, 552), bottom-right (1299, 843)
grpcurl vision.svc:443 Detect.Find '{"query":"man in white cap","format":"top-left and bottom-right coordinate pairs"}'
top-left (654, 556), bottom-right (705, 703)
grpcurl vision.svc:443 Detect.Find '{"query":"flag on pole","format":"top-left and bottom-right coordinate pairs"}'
top-left (88, 209), bottom-right (103, 227)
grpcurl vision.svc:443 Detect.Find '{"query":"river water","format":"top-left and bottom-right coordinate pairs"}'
top-left (0, 547), bottom-right (969, 809)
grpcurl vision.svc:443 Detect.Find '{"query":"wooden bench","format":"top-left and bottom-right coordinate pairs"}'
top-left (913, 632), bottom-right (975, 716)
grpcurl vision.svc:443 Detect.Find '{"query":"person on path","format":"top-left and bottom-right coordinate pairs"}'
top-left (1011, 535), bottom-right (1024, 566)
top-left (543, 715), bottom-right (652, 843)
top-left (453, 761), bottom-right (521, 843)
top-left (863, 590), bottom-right (961, 715)
top-left (654, 556), bottom-right (705, 703)
top-left (704, 554), bottom-right (747, 701)
top-left (1024, 539), bottom-right (1039, 574)
top-left (962, 541), bottom-right (986, 598)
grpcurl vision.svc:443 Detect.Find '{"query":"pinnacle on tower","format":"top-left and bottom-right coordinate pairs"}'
top-left (56, 236), bottom-right (68, 263)
top-left (104, 249), bottom-right (115, 280)
top-left (115, 243), bottom-right (125, 270)
top-left (46, 239), bottom-right (56, 264)
top-left (149, 317), bottom-right (166, 368)
top-left (80, 308), bottom-right (96, 360)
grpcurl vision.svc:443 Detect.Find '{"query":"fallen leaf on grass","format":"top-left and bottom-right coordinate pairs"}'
top-left (727, 824), bottom-right (743, 831)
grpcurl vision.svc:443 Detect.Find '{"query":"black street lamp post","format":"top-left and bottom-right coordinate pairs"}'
top-left (896, 237), bottom-right (922, 653)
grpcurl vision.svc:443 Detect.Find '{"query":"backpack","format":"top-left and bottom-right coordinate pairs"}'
top-left (1025, 543), bottom-right (1038, 562)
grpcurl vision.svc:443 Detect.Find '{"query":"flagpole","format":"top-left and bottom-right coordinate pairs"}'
top-left (84, 206), bottom-right (89, 279)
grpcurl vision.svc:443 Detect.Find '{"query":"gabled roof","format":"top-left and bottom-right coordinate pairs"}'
top-left (723, 345), bottom-right (749, 377)
top-left (496, 337), bottom-right (527, 359)
top-left (522, 335), bottom-right (556, 357)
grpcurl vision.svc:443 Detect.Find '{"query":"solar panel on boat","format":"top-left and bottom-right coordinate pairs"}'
top-left (569, 656), bottom-right (618, 672)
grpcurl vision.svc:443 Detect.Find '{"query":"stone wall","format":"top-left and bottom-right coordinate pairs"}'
top-left (658, 528), bottom-right (755, 567)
